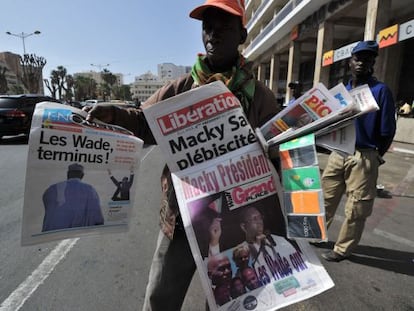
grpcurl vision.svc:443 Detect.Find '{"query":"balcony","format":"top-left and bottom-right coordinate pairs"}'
top-left (243, 0), bottom-right (330, 60)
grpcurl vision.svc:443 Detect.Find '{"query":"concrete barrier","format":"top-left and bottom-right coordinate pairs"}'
top-left (394, 117), bottom-right (414, 144)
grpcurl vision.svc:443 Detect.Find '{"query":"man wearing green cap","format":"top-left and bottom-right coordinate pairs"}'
top-left (84, 0), bottom-right (281, 309)
top-left (320, 40), bottom-right (396, 262)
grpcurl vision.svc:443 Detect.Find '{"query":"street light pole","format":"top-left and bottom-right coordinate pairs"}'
top-left (5, 30), bottom-right (41, 55)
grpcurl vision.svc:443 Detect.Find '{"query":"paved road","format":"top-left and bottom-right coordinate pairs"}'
top-left (0, 136), bottom-right (413, 310)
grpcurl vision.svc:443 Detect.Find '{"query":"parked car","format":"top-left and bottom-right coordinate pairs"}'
top-left (83, 99), bottom-right (104, 107)
top-left (0, 94), bottom-right (61, 139)
top-left (67, 100), bottom-right (83, 109)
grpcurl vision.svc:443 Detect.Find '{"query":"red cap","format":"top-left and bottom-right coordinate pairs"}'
top-left (190, 0), bottom-right (246, 26)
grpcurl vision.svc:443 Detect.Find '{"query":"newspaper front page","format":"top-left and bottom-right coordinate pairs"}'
top-left (260, 83), bottom-right (378, 153)
top-left (143, 81), bottom-right (334, 311)
top-left (21, 102), bottom-right (144, 246)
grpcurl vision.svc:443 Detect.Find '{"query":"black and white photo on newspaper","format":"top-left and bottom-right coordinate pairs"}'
top-left (21, 102), bottom-right (144, 246)
top-left (143, 81), bottom-right (334, 311)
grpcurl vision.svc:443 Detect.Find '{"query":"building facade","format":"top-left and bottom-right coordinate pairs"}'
top-left (0, 51), bottom-right (44, 94)
top-left (242, 0), bottom-right (413, 105)
top-left (130, 71), bottom-right (165, 103)
top-left (74, 70), bottom-right (124, 86)
top-left (157, 63), bottom-right (191, 82)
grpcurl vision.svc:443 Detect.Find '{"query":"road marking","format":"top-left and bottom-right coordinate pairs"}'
top-left (0, 146), bottom-right (156, 311)
top-left (142, 145), bottom-right (155, 162)
top-left (334, 215), bottom-right (414, 248)
top-left (0, 238), bottom-right (79, 311)
top-left (373, 229), bottom-right (414, 249)
top-left (392, 146), bottom-right (414, 155)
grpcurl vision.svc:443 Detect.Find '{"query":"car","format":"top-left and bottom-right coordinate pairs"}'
top-left (0, 94), bottom-right (61, 139)
top-left (66, 100), bottom-right (83, 109)
top-left (83, 99), bottom-right (104, 107)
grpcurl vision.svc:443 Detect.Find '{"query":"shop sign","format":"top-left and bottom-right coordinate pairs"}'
top-left (291, 25), bottom-right (299, 41)
top-left (378, 24), bottom-right (398, 48)
top-left (322, 50), bottom-right (334, 67)
top-left (333, 42), bottom-right (358, 62)
top-left (399, 19), bottom-right (414, 42)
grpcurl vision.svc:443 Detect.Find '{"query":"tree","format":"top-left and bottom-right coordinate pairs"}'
top-left (63, 74), bottom-right (74, 101)
top-left (101, 69), bottom-right (117, 100)
top-left (55, 66), bottom-right (67, 100)
top-left (0, 66), bottom-right (8, 94)
top-left (10, 84), bottom-right (24, 94)
top-left (19, 54), bottom-right (46, 94)
top-left (74, 75), bottom-right (97, 101)
top-left (44, 66), bottom-right (76, 100)
top-left (44, 71), bottom-right (58, 99)
top-left (112, 84), bottom-right (132, 100)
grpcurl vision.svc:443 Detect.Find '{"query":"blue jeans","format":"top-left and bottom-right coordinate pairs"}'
top-left (143, 228), bottom-right (196, 311)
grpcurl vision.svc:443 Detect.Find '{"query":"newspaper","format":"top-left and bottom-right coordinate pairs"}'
top-left (256, 83), bottom-right (379, 242)
top-left (143, 81), bottom-right (334, 311)
top-left (279, 134), bottom-right (327, 240)
top-left (21, 102), bottom-right (144, 246)
top-left (259, 83), bottom-right (379, 154)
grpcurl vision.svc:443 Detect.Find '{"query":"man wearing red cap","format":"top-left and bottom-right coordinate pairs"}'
top-left (320, 40), bottom-right (396, 262)
top-left (84, 0), bottom-right (281, 309)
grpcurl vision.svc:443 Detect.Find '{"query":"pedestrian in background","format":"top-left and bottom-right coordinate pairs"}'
top-left (320, 40), bottom-right (396, 262)
top-left (84, 0), bottom-right (281, 309)
top-left (287, 80), bottom-right (303, 106)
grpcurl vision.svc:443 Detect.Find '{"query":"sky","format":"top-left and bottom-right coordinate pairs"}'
top-left (1, 0), bottom-right (206, 86)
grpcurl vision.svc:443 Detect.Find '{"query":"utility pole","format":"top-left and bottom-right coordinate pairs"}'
top-left (5, 30), bottom-right (41, 55)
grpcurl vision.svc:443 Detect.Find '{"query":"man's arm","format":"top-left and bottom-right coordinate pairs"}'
top-left (378, 84), bottom-right (397, 156)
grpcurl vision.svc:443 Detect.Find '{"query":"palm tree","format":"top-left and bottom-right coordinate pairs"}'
top-left (44, 70), bottom-right (59, 98)
top-left (56, 66), bottom-right (67, 100)
top-left (74, 75), bottom-right (97, 101)
top-left (101, 69), bottom-right (117, 100)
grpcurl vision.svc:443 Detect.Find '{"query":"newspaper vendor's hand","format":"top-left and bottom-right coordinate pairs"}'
top-left (209, 217), bottom-right (222, 246)
top-left (83, 104), bottom-right (115, 124)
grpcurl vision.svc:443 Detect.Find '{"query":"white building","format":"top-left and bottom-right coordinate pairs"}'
top-left (130, 71), bottom-right (165, 103)
top-left (157, 63), bottom-right (191, 82)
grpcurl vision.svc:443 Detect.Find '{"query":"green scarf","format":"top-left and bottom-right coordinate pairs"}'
top-left (191, 54), bottom-right (255, 114)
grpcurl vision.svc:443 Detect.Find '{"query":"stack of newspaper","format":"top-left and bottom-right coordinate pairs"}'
top-left (257, 82), bottom-right (379, 244)
top-left (259, 82), bottom-right (379, 156)
top-left (279, 134), bottom-right (327, 240)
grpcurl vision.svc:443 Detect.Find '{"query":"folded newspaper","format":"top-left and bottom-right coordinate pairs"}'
top-left (143, 81), bottom-right (334, 311)
top-left (259, 82), bottom-right (379, 155)
top-left (21, 102), bottom-right (144, 246)
top-left (258, 82), bottom-right (379, 242)
top-left (279, 134), bottom-right (327, 240)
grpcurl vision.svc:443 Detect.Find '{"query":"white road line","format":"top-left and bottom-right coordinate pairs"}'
top-left (0, 238), bottom-right (79, 311)
top-left (373, 229), bottom-right (414, 249)
top-left (392, 147), bottom-right (414, 155)
top-left (334, 215), bottom-right (414, 248)
top-left (0, 147), bottom-right (156, 311)
top-left (141, 145), bottom-right (155, 162)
